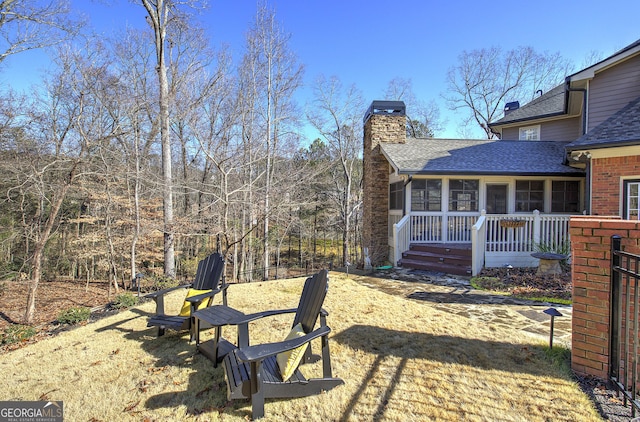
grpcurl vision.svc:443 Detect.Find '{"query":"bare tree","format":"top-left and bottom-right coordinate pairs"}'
top-left (308, 75), bottom-right (364, 266)
top-left (384, 77), bottom-right (442, 137)
top-left (444, 46), bottom-right (571, 139)
top-left (0, 0), bottom-right (80, 64)
top-left (139, 0), bottom-right (206, 277)
top-left (243, 3), bottom-right (303, 280)
top-left (9, 43), bottom-right (121, 323)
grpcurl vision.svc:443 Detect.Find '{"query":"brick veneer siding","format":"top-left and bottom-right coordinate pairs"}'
top-left (570, 215), bottom-right (640, 379)
top-left (362, 113), bottom-right (405, 266)
top-left (591, 154), bottom-right (640, 216)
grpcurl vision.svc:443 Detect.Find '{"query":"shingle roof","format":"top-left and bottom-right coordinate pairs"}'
top-left (489, 84), bottom-right (566, 126)
top-left (380, 138), bottom-right (584, 176)
top-left (566, 96), bottom-right (640, 150)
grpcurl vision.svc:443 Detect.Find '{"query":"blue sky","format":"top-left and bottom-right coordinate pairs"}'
top-left (2, 0), bottom-right (639, 139)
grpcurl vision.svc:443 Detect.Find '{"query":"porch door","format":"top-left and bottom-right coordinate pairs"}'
top-left (486, 184), bottom-right (508, 214)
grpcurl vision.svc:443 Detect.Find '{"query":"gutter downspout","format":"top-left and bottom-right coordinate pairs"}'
top-left (565, 77), bottom-right (590, 214)
top-left (402, 175), bottom-right (413, 217)
top-left (565, 78), bottom-right (587, 135)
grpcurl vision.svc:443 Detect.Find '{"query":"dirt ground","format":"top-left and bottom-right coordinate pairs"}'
top-left (0, 279), bottom-right (115, 330)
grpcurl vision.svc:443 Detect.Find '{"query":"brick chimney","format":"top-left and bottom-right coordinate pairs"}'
top-left (362, 101), bottom-right (406, 267)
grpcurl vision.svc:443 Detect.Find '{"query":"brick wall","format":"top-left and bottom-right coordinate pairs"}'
top-left (591, 154), bottom-right (640, 216)
top-left (362, 113), bottom-right (405, 266)
top-left (570, 216), bottom-right (640, 378)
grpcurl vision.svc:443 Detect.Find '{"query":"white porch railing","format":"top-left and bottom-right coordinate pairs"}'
top-left (391, 210), bottom-right (572, 270)
top-left (483, 210), bottom-right (572, 268)
top-left (392, 214), bottom-right (411, 266)
top-left (471, 211), bottom-right (486, 276)
top-left (408, 212), bottom-right (480, 243)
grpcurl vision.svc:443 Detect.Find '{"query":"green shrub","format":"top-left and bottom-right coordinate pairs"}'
top-left (112, 293), bottom-right (138, 309)
top-left (57, 306), bottom-right (91, 324)
top-left (2, 324), bottom-right (36, 345)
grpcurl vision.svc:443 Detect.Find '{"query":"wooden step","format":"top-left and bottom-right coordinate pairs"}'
top-left (399, 258), bottom-right (472, 276)
top-left (410, 243), bottom-right (472, 257)
top-left (402, 249), bottom-right (471, 265)
top-left (399, 243), bottom-right (472, 276)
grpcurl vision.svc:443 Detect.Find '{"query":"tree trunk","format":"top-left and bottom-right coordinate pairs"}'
top-left (24, 182), bottom-right (70, 324)
top-left (142, 0), bottom-right (175, 278)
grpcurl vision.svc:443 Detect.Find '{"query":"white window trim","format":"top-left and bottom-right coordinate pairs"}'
top-left (519, 125), bottom-right (540, 141)
top-left (624, 179), bottom-right (640, 220)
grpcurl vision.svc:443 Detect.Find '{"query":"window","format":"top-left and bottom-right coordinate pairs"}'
top-left (551, 181), bottom-right (580, 213)
top-left (411, 179), bottom-right (441, 211)
top-left (449, 179), bottom-right (478, 211)
top-left (519, 125), bottom-right (540, 140)
top-left (624, 180), bottom-right (640, 220)
top-left (389, 181), bottom-right (403, 210)
top-left (516, 180), bottom-right (544, 212)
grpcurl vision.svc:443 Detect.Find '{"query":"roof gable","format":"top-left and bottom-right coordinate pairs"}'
top-left (569, 39), bottom-right (640, 82)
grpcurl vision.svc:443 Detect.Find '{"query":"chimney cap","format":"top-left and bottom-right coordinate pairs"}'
top-left (364, 100), bottom-right (406, 123)
top-left (504, 101), bottom-right (520, 115)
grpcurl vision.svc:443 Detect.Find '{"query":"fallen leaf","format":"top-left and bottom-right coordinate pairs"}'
top-left (123, 400), bottom-right (140, 412)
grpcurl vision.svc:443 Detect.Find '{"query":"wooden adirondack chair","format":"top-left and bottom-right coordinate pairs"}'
top-left (146, 252), bottom-right (226, 338)
top-left (219, 269), bottom-right (343, 419)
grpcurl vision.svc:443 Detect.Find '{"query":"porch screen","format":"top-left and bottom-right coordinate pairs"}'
top-left (449, 179), bottom-right (478, 211)
top-left (516, 180), bottom-right (544, 212)
top-left (411, 179), bottom-right (441, 211)
top-left (389, 181), bottom-right (403, 210)
top-left (551, 180), bottom-right (580, 213)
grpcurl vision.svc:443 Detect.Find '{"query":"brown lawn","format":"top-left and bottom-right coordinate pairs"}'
top-left (0, 272), bottom-right (601, 421)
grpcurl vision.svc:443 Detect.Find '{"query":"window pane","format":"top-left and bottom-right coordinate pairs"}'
top-left (427, 180), bottom-right (442, 211)
top-left (627, 181), bottom-right (640, 219)
top-left (449, 179), bottom-right (478, 212)
top-left (530, 181), bottom-right (544, 191)
top-left (516, 180), bottom-right (545, 212)
top-left (411, 179), bottom-right (441, 211)
top-left (552, 180), bottom-right (580, 213)
top-left (389, 182), bottom-right (403, 210)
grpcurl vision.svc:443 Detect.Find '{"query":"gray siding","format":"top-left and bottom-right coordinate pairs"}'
top-left (502, 127), bottom-right (519, 139)
top-left (541, 117), bottom-right (581, 141)
top-left (500, 116), bottom-right (581, 141)
top-left (588, 53), bottom-right (640, 131)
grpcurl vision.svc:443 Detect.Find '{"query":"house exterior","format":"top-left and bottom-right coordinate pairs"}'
top-left (362, 39), bottom-right (640, 274)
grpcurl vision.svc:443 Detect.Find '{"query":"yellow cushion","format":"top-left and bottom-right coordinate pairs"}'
top-left (276, 323), bottom-right (309, 381)
top-left (178, 289), bottom-right (211, 317)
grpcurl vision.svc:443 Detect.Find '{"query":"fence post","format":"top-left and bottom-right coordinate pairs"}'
top-left (533, 209), bottom-right (541, 247)
top-left (610, 235), bottom-right (622, 378)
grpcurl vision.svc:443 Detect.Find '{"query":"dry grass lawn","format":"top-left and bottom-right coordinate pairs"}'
top-left (0, 272), bottom-right (602, 421)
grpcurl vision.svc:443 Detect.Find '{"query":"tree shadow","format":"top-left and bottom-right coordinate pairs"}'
top-left (94, 306), bottom-right (237, 417)
top-left (332, 324), bottom-right (563, 421)
top-left (405, 289), bottom-right (535, 305)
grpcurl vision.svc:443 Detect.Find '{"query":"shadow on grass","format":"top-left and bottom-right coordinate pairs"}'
top-left (95, 307), bottom-right (237, 417)
top-left (333, 325), bottom-right (563, 422)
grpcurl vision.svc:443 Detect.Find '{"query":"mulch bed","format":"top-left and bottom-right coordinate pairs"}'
top-left (475, 267), bottom-right (572, 301)
top-left (0, 279), bottom-right (129, 352)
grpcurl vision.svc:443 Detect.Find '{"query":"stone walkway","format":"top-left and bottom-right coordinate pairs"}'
top-left (344, 267), bottom-right (572, 347)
